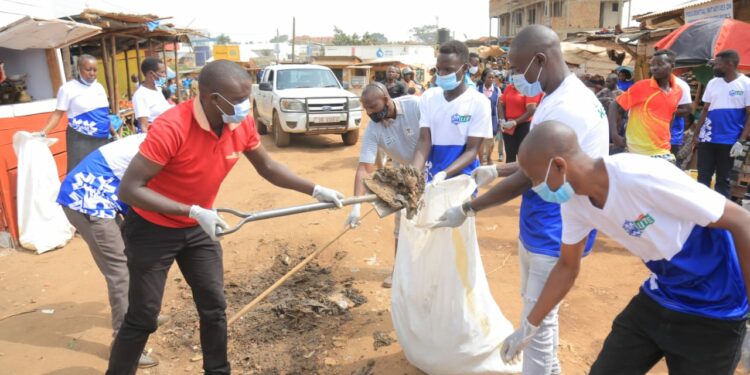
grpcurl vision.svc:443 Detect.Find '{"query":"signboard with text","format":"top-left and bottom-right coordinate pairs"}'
top-left (684, 0), bottom-right (733, 23)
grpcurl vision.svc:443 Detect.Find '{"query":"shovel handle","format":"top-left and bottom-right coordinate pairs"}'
top-left (216, 195), bottom-right (379, 236)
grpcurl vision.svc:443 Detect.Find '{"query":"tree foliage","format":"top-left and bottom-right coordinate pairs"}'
top-left (410, 24), bottom-right (438, 44)
top-left (215, 33), bottom-right (232, 44)
top-left (332, 26), bottom-right (388, 45)
top-left (270, 34), bottom-right (289, 43)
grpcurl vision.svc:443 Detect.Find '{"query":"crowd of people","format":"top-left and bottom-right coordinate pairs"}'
top-left (27, 21), bottom-right (750, 375)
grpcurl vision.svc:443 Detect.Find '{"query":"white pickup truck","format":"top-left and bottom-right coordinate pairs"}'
top-left (251, 64), bottom-right (363, 147)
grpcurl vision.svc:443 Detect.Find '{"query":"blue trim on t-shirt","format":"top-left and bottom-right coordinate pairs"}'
top-left (69, 107), bottom-right (111, 138)
top-left (57, 149), bottom-right (127, 218)
top-left (702, 107), bottom-right (748, 145)
top-left (426, 144), bottom-right (479, 182)
top-left (519, 189), bottom-right (597, 257)
top-left (641, 225), bottom-right (748, 320)
top-left (670, 117), bottom-right (684, 146)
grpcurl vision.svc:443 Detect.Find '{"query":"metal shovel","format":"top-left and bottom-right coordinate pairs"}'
top-left (216, 193), bottom-right (400, 237)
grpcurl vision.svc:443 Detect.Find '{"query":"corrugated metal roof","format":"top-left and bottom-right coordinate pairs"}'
top-left (633, 0), bottom-right (713, 19)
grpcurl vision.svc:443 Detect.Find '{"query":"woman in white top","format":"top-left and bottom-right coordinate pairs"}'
top-left (39, 54), bottom-right (116, 172)
top-left (131, 57), bottom-right (172, 133)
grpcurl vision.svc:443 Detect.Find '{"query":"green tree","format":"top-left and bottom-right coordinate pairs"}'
top-left (215, 33), bottom-right (232, 44)
top-left (270, 34), bottom-right (289, 43)
top-left (333, 27), bottom-right (388, 45)
top-left (410, 25), bottom-right (438, 44)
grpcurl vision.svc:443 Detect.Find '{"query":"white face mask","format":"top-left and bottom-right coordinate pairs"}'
top-left (468, 66), bottom-right (479, 75)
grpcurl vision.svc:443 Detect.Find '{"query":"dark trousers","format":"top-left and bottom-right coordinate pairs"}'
top-left (107, 211), bottom-right (229, 375)
top-left (66, 127), bottom-right (109, 173)
top-left (697, 142), bottom-right (733, 198)
top-left (502, 121), bottom-right (531, 163)
top-left (590, 291), bottom-right (746, 375)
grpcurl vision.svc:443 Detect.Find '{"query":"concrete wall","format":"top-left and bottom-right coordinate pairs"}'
top-left (490, 0), bottom-right (623, 38)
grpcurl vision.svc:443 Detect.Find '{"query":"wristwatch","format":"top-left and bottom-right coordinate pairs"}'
top-left (461, 201), bottom-right (476, 217)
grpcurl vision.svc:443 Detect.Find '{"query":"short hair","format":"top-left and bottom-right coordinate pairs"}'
top-left (140, 57), bottom-right (163, 75)
top-left (716, 49), bottom-right (740, 67)
top-left (78, 54), bottom-right (96, 64)
top-left (653, 49), bottom-right (676, 64)
top-left (407, 87), bottom-right (417, 95)
top-left (198, 60), bottom-right (250, 91)
top-left (481, 68), bottom-right (495, 81)
top-left (618, 69), bottom-right (632, 79)
top-left (469, 52), bottom-right (480, 60)
top-left (439, 40), bottom-right (470, 64)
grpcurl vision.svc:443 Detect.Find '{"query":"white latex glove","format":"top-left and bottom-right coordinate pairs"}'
top-left (189, 205), bottom-right (228, 241)
top-left (312, 185), bottom-right (344, 208)
top-left (431, 171), bottom-right (447, 185)
top-left (730, 141), bottom-right (744, 158)
top-left (501, 119), bottom-right (517, 130)
top-left (500, 318), bottom-right (540, 364)
top-left (345, 203), bottom-right (361, 228)
top-left (431, 204), bottom-right (468, 229)
top-left (472, 165), bottom-right (499, 188)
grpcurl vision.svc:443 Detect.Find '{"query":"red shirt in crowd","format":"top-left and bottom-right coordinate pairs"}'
top-left (501, 84), bottom-right (543, 135)
top-left (135, 98), bottom-right (261, 228)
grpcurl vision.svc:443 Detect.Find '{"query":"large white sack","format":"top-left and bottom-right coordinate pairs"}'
top-left (391, 175), bottom-right (521, 375)
top-left (13, 131), bottom-right (74, 253)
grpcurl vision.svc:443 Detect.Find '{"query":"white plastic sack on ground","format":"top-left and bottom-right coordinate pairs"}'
top-left (13, 131), bottom-right (74, 253)
top-left (391, 175), bottom-right (521, 375)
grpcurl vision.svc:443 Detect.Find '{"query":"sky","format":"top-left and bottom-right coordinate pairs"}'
top-left (2, 0), bottom-right (694, 44)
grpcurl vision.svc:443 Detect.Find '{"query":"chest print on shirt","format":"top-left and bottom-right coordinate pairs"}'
top-left (622, 213), bottom-right (656, 237)
top-left (450, 113), bottom-right (472, 125)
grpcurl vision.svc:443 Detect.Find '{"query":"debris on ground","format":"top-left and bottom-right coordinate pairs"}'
top-left (334, 251), bottom-right (348, 260)
top-left (158, 241), bottom-right (368, 374)
top-left (364, 165), bottom-right (425, 219)
top-left (372, 331), bottom-right (396, 351)
top-left (351, 359), bottom-right (376, 375)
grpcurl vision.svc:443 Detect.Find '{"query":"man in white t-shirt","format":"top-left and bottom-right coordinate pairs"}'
top-left (509, 121), bottom-right (750, 374)
top-left (347, 82), bottom-right (421, 288)
top-left (693, 49), bottom-right (750, 197)
top-left (670, 75), bottom-right (693, 157)
top-left (411, 40), bottom-right (491, 183)
top-left (433, 25), bottom-right (609, 375)
top-left (132, 57), bottom-right (173, 133)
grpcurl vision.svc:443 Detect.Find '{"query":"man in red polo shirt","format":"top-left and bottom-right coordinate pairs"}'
top-left (611, 49), bottom-right (691, 163)
top-left (106, 60), bottom-right (344, 375)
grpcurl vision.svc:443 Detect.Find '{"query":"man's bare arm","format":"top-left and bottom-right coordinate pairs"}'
top-left (119, 154), bottom-right (191, 215)
top-left (353, 162), bottom-right (376, 196)
top-left (442, 136), bottom-right (484, 178)
top-left (709, 201), bottom-right (750, 304)
top-left (244, 145), bottom-right (316, 195)
top-left (411, 127), bottom-right (432, 170)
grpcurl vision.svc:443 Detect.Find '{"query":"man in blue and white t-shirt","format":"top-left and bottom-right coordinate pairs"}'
top-left (694, 49), bottom-right (750, 197)
top-left (509, 121), bottom-right (750, 374)
top-left (40, 54), bottom-right (115, 172)
top-left (56, 134), bottom-right (158, 368)
top-left (434, 26), bottom-right (609, 375)
top-left (412, 40), bottom-right (490, 183)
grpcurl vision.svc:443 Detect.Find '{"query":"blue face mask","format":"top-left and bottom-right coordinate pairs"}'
top-left (511, 56), bottom-right (543, 97)
top-left (532, 158), bottom-right (575, 204)
top-left (155, 76), bottom-right (167, 87)
top-left (214, 93), bottom-right (251, 123)
top-left (435, 68), bottom-right (463, 91)
top-left (77, 76), bottom-right (94, 86)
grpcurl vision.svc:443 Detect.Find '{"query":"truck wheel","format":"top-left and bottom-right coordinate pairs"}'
top-left (272, 111), bottom-right (291, 147)
top-left (253, 103), bottom-right (268, 135)
top-left (342, 129), bottom-right (359, 146)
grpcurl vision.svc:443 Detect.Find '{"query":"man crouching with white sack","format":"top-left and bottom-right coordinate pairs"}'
top-left (392, 39), bottom-right (520, 375)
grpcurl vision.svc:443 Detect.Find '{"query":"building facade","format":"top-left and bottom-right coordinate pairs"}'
top-left (490, 0), bottom-right (624, 38)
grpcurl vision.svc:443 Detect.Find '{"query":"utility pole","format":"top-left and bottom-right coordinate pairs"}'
top-left (292, 17), bottom-right (296, 63)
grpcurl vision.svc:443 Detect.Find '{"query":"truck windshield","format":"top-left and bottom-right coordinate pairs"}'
top-left (276, 69), bottom-right (340, 90)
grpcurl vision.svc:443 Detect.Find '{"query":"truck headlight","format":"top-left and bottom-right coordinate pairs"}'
top-left (280, 99), bottom-right (305, 112)
top-left (348, 98), bottom-right (362, 110)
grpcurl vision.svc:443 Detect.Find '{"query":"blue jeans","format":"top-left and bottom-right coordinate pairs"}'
top-left (519, 240), bottom-right (562, 375)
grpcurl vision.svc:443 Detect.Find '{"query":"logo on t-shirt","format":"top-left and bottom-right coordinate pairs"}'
top-left (729, 89), bottom-right (745, 97)
top-left (450, 113), bottom-right (472, 125)
top-left (622, 213), bottom-right (655, 237)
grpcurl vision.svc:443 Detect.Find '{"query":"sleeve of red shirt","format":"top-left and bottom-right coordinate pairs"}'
top-left (525, 93), bottom-right (543, 106)
top-left (616, 81), bottom-right (645, 110)
top-left (139, 116), bottom-right (183, 166)
top-left (242, 117), bottom-right (261, 151)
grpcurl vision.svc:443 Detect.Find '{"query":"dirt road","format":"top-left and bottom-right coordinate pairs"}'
top-left (0, 124), bottom-right (743, 374)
